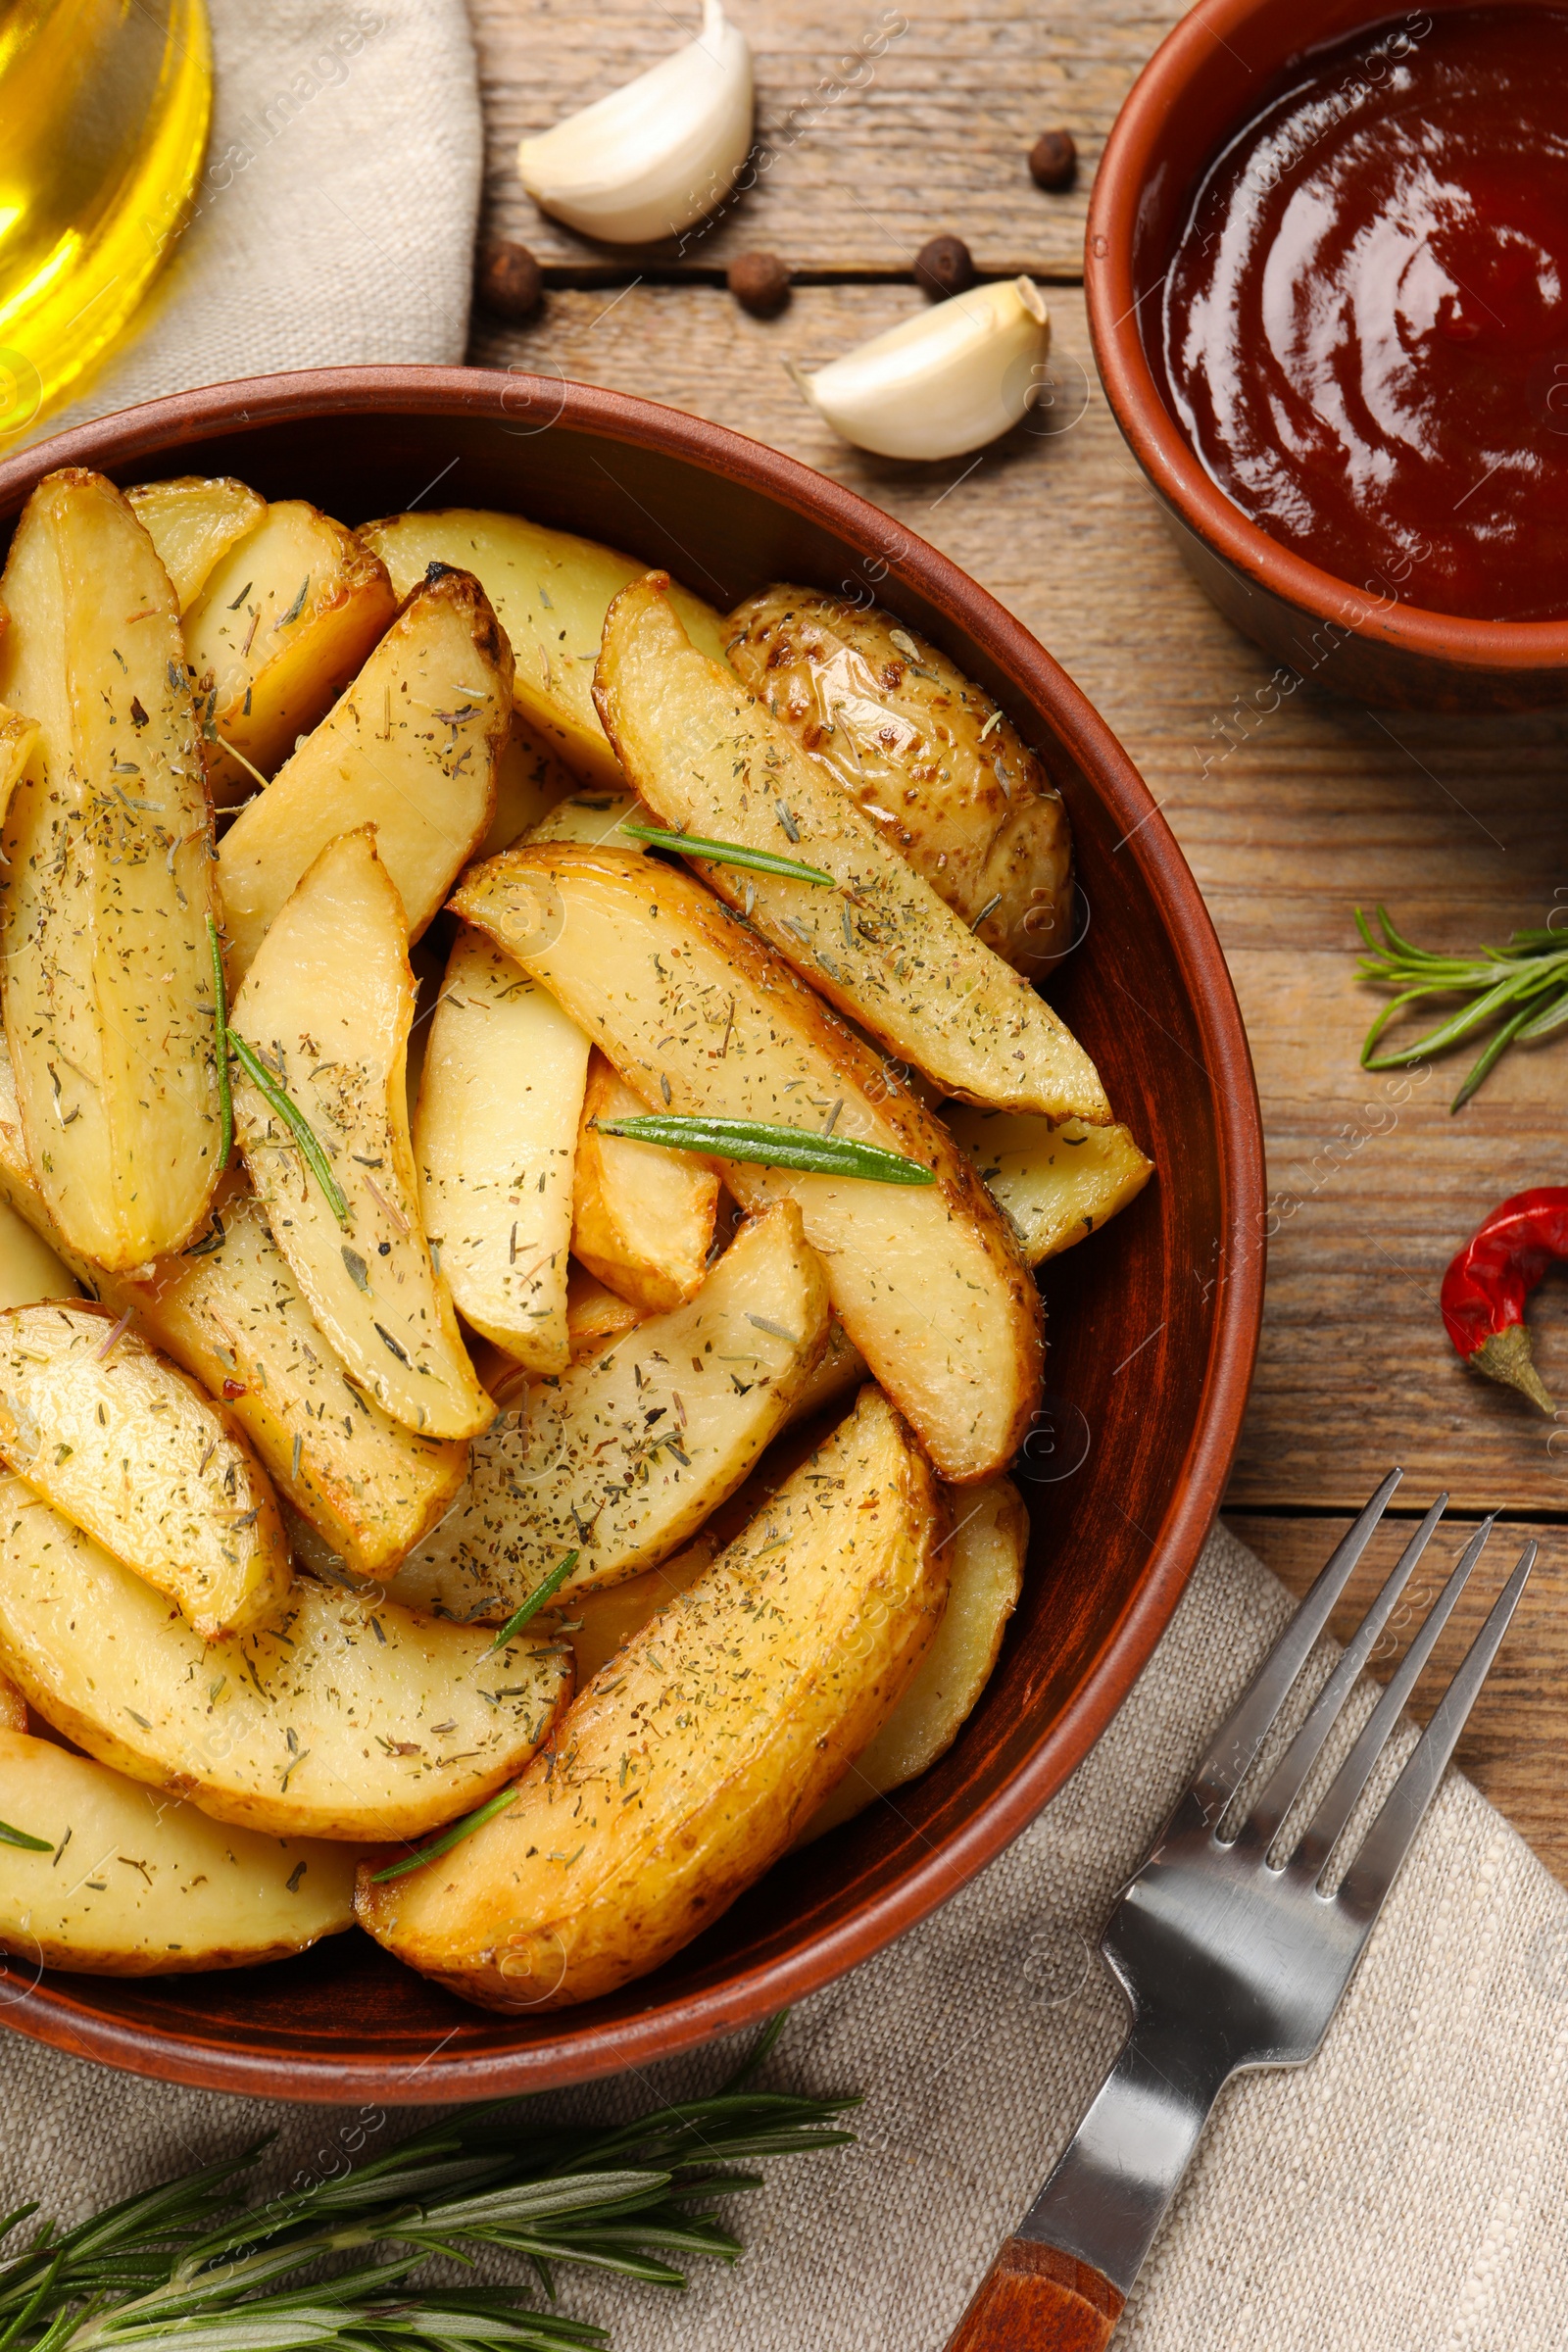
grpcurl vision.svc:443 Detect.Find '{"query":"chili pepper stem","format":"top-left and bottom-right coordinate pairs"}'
top-left (1469, 1324), bottom-right (1554, 1415)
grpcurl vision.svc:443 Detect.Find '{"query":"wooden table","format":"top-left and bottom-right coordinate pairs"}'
top-left (466, 0), bottom-right (1568, 1878)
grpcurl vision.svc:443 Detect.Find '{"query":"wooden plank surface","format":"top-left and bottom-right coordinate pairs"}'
top-left (469, 0), bottom-right (1185, 274)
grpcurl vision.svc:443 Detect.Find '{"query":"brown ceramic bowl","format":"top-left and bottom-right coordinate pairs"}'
top-left (0, 368), bottom-right (1262, 2101)
top-left (1087, 0), bottom-right (1568, 712)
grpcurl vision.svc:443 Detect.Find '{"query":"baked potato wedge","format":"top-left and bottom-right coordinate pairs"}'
top-left (414, 925), bottom-right (589, 1373)
top-left (356, 1385), bottom-right (947, 2010)
top-left (0, 1195), bottom-right (76, 1310)
top-left (0, 468), bottom-right (226, 1269)
top-left (450, 1268), bottom-right (649, 1402)
top-left (0, 1301), bottom-right (291, 1641)
top-left (0, 703), bottom-right (37, 829)
top-left (383, 1198), bottom-right (831, 1618)
top-left (594, 573), bottom-right (1109, 1122)
top-left (526, 785), bottom-right (654, 850)
top-left (358, 508), bottom-right (729, 789)
top-left (566, 1263), bottom-right (649, 1360)
top-left (451, 846), bottom-right (1045, 1483)
top-left (125, 1194), bottom-right (472, 1578)
top-left (0, 1047), bottom-right (467, 1578)
top-left (727, 587), bottom-right (1073, 973)
top-left (782, 1314), bottom-right (868, 1429)
top-left (218, 565), bottom-right (513, 982)
top-left (572, 1052), bottom-right (719, 1313)
top-left (0, 1668), bottom-right (24, 1733)
top-left (480, 719), bottom-right (579, 858)
top-left (947, 1108), bottom-right (1154, 1264)
top-left (0, 1479), bottom-right (569, 1840)
top-left (231, 827), bottom-right (493, 1441)
top-left (560, 1536), bottom-right (716, 1684)
top-left (0, 1730), bottom-right (357, 1976)
top-left (799, 1473), bottom-right (1026, 1841)
top-left (183, 497), bottom-right (397, 806)
top-left (125, 474), bottom-right (268, 612)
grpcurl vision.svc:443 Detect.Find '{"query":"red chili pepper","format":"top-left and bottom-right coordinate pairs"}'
top-left (1441, 1187), bottom-right (1568, 1414)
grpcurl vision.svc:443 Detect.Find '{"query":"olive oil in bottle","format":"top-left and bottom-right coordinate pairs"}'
top-left (0, 0), bottom-right (211, 440)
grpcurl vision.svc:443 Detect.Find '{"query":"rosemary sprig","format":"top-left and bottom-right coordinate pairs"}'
top-left (597, 1114), bottom-right (935, 1187)
top-left (0, 2019), bottom-right (854, 2352)
top-left (207, 915), bottom-right (233, 1170)
top-left (1355, 906), bottom-right (1568, 1110)
top-left (482, 1551), bottom-right (580, 1657)
top-left (0, 1818), bottom-right (53, 1852)
top-left (368, 1784), bottom-right (521, 1883)
top-left (226, 1031), bottom-right (350, 1225)
top-left (618, 824), bottom-right (834, 888)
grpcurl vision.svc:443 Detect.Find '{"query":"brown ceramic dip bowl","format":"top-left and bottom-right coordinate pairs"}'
top-left (1086, 0), bottom-right (1568, 712)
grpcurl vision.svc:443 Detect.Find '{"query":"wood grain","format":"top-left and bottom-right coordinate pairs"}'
top-left (468, 0), bottom-right (1187, 275)
top-left (945, 2239), bottom-right (1123, 2350)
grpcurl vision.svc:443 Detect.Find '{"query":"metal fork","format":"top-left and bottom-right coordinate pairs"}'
top-left (945, 1471), bottom-right (1536, 2352)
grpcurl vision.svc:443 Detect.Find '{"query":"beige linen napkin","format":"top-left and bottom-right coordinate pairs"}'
top-left (9, 9), bottom-right (1568, 2344)
top-left (25, 0), bottom-right (481, 441)
top-left (5, 1524), bottom-right (1568, 2350)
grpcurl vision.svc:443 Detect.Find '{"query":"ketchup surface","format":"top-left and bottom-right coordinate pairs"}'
top-left (1157, 9), bottom-right (1568, 622)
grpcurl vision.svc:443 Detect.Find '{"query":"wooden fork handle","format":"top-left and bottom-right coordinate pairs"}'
top-left (945, 2238), bottom-right (1124, 2350)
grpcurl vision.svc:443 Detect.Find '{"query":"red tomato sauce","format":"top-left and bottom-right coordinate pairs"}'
top-left (1156, 9), bottom-right (1568, 620)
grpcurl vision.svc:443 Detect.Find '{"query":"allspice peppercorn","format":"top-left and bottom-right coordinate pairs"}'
top-left (914, 233), bottom-right (975, 298)
top-left (475, 239), bottom-right (543, 321)
top-left (1028, 130), bottom-right (1078, 192)
top-left (728, 252), bottom-right (792, 317)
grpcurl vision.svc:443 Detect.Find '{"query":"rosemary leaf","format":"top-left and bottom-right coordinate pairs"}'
top-left (368, 1785), bottom-right (520, 1882)
top-left (618, 825), bottom-right (833, 888)
top-left (1449, 1000), bottom-right (1538, 1110)
top-left (0, 2022), bottom-right (855, 2352)
top-left (207, 916), bottom-right (232, 1171)
top-left (227, 1032), bottom-right (349, 1226)
top-left (0, 1819), bottom-right (53, 1853)
top-left (597, 1114), bottom-right (936, 1187)
top-left (481, 1552), bottom-right (579, 1657)
top-left (1355, 903), bottom-right (1568, 1110)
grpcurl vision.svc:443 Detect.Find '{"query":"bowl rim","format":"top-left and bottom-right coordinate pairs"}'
top-left (0, 366), bottom-right (1264, 2100)
top-left (1084, 0), bottom-right (1568, 671)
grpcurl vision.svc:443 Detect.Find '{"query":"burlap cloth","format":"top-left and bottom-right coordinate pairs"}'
top-left (7, 8), bottom-right (1568, 2345)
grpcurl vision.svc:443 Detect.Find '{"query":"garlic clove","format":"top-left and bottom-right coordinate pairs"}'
top-left (793, 278), bottom-right (1053, 463)
top-left (517, 0), bottom-right (754, 247)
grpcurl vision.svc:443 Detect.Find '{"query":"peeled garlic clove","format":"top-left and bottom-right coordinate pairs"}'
top-left (517, 0), bottom-right (754, 247)
top-left (793, 278), bottom-right (1052, 463)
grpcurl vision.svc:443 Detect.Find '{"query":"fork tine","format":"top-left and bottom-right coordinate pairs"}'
top-left (1335, 1541), bottom-right (1536, 1923)
top-left (1188, 1468), bottom-right (1402, 1818)
top-left (1241, 1492), bottom-right (1447, 1851)
top-left (1291, 1516), bottom-right (1495, 1882)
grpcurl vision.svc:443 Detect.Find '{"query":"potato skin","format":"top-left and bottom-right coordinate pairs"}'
top-left (726, 586), bottom-right (1073, 973)
top-left (355, 1387), bottom-right (949, 2010)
